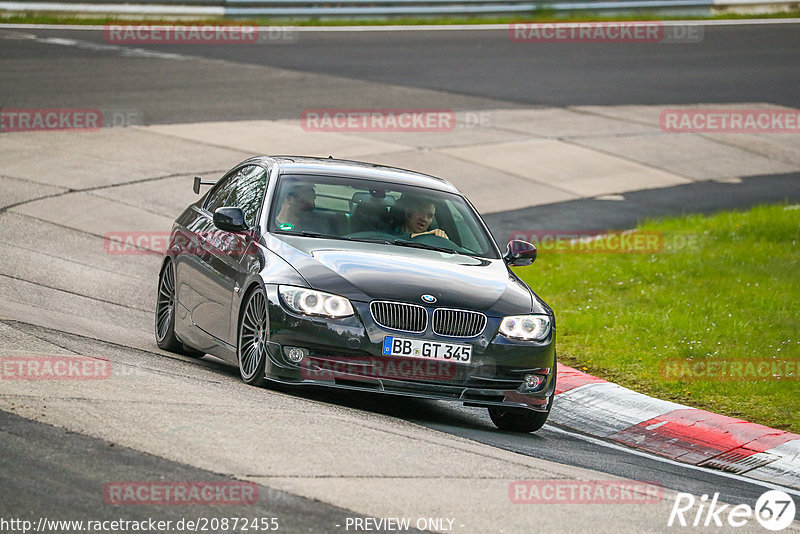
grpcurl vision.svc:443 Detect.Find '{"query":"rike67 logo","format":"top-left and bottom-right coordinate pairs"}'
top-left (668, 490), bottom-right (796, 531)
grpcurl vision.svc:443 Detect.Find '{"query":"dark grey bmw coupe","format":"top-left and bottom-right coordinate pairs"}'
top-left (155, 156), bottom-right (556, 432)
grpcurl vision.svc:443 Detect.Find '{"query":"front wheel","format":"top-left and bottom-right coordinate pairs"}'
top-left (238, 287), bottom-right (268, 387)
top-left (488, 406), bottom-right (550, 433)
top-left (488, 373), bottom-right (556, 433)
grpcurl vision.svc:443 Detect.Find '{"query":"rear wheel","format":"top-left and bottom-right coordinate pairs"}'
top-left (238, 287), bottom-right (268, 387)
top-left (155, 260), bottom-right (182, 352)
top-left (155, 259), bottom-right (204, 358)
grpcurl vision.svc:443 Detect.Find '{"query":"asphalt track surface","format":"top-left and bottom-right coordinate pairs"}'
top-left (1, 21), bottom-right (800, 532)
top-left (2, 322), bottom-right (798, 524)
top-left (0, 23), bottom-right (799, 123)
top-left (0, 409), bottom-right (368, 532)
top-left (484, 172), bottom-right (800, 237)
top-left (2, 23), bottom-right (799, 228)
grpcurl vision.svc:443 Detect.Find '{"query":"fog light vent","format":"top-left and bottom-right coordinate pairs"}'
top-left (284, 346), bottom-right (307, 363)
top-left (523, 374), bottom-right (545, 390)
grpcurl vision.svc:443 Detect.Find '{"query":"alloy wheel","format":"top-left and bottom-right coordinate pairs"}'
top-left (239, 288), bottom-right (268, 384)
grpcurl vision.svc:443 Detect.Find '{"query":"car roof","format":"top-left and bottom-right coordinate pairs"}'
top-left (246, 156), bottom-right (461, 194)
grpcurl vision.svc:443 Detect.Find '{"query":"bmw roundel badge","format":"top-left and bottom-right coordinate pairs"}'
top-left (421, 294), bottom-right (437, 304)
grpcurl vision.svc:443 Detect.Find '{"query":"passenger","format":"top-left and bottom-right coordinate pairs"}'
top-left (275, 183), bottom-right (317, 231)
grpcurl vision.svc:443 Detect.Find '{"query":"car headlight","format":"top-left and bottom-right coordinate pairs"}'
top-left (499, 315), bottom-right (551, 341)
top-left (279, 286), bottom-right (354, 318)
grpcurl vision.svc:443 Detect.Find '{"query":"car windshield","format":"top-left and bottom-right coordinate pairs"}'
top-left (268, 174), bottom-right (500, 259)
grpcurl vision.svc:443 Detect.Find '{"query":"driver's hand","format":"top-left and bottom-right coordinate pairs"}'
top-left (411, 229), bottom-right (449, 239)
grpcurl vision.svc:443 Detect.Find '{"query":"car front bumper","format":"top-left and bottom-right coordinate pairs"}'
top-left (263, 285), bottom-right (556, 412)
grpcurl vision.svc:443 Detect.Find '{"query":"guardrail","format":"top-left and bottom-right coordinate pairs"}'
top-left (0, 0), bottom-right (792, 17)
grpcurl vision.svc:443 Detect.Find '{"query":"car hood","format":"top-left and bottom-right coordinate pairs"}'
top-left (269, 236), bottom-right (542, 316)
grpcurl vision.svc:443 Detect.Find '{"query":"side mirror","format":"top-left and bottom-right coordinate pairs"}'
top-left (213, 207), bottom-right (248, 232)
top-left (504, 240), bottom-right (537, 266)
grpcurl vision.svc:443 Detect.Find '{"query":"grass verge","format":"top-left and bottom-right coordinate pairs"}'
top-left (515, 203), bottom-right (800, 433)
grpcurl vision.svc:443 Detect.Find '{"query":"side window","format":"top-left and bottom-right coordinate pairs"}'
top-left (204, 165), bottom-right (268, 228)
top-left (233, 165), bottom-right (268, 227)
top-left (204, 170), bottom-right (239, 214)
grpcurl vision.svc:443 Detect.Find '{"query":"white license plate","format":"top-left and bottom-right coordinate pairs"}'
top-left (382, 336), bottom-right (472, 364)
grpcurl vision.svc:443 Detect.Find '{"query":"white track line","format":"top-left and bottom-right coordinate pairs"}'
top-left (545, 424), bottom-right (800, 498)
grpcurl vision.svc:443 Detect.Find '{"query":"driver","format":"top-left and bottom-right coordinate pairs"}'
top-left (395, 195), bottom-right (449, 239)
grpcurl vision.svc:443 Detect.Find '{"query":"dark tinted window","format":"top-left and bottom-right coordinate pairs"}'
top-left (204, 169), bottom-right (237, 214)
top-left (269, 174), bottom-right (499, 259)
top-left (205, 165), bottom-right (268, 227)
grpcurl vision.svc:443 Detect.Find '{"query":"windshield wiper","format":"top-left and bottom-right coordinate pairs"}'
top-left (392, 239), bottom-right (455, 254)
top-left (278, 230), bottom-right (333, 238)
top-left (345, 236), bottom-right (457, 254)
top-left (347, 236), bottom-right (393, 245)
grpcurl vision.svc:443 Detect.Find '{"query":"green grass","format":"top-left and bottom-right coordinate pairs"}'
top-left (515, 204), bottom-right (800, 433)
top-left (2, 10), bottom-right (800, 26)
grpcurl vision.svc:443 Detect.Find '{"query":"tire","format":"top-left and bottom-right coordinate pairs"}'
top-left (488, 406), bottom-right (550, 433)
top-left (488, 372), bottom-right (556, 433)
top-left (155, 259), bottom-right (204, 358)
top-left (155, 259), bottom-right (183, 352)
top-left (237, 286), bottom-right (269, 387)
